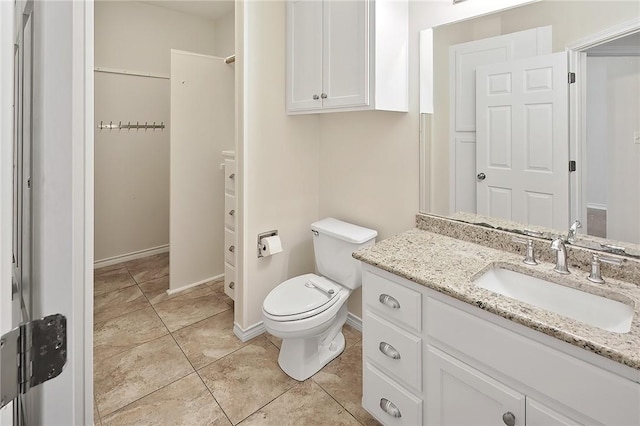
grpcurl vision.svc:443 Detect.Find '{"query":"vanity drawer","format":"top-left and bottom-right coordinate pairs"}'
top-left (224, 193), bottom-right (236, 231)
top-left (224, 228), bottom-right (236, 266)
top-left (363, 362), bottom-right (422, 426)
top-left (224, 262), bottom-right (235, 300)
top-left (363, 311), bottom-right (422, 392)
top-left (363, 269), bottom-right (421, 332)
top-left (224, 159), bottom-right (236, 194)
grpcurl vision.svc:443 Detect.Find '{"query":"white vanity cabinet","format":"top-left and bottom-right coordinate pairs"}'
top-left (286, 0), bottom-right (408, 114)
top-left (361, 264), bottom-right (640, 426)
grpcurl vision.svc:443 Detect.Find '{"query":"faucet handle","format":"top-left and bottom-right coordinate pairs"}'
top-left (512, 237), bottom-right (538, 265)
top-left (587, 254), bottom-right (622, 284)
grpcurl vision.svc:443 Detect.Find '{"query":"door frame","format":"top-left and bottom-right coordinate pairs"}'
top-left (0, 1), bottom-right (94, 424)
top-left (566, 17), bottom-right (640, 235)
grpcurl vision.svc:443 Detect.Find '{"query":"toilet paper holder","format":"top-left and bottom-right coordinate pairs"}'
top-left (257, 230), bottom-right (279, 258)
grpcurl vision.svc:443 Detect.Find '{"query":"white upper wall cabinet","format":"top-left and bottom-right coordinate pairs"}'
top-left (286, 0), bottom-right (408, 114)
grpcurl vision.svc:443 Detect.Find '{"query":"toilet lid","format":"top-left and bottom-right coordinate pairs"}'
top-left (263, 273), bottom-right (342, 317)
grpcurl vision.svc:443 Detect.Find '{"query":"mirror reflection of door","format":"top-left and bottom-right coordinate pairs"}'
top-left (584, 32), bottom-right (640, 244)
top-left (475, 52), bottom-right (569, 229)
top-left (448, 27), bottom-right (553, 219)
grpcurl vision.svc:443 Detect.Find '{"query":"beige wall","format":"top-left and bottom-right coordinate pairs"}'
top-left (239, 0), bottom-right (321, 329)
top-left (94, 1), bottom-right (217, 262)
top-left (429, 0), bottom-right (640, 215)
top-left (237, 0), bottom-right (545, 326)
top-left (214, 10), bottom-right (236, 58)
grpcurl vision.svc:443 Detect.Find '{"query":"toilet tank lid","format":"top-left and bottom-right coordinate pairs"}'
top-left (311, 218), bottom-right (377, 244)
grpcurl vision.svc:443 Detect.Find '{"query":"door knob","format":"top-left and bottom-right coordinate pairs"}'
top-left (477, 172), bottom-right (486, 181)
top-left (313, 94), bottom-right (319, 100)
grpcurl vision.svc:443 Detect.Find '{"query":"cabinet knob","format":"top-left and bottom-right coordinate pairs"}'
top-left (229, 173), bottom-right (235, 179)
top-left (379, 342), bottom-right (401, 360)
top-left (380, 398), bottom-right (401, 418)
top-left (228, 245), bottom-right (235, 253)
top-left (379, 294), bottom-right (400, 309)
top-left (229, 281), bottom-right (235, 289)
top-left (313, 94), bottom-right (320, 100)
top-left (320, 93), bottom-right (328, 99)
top-left (229, 209), bottom-right (235, 216)
top-left (502, 411), bottom-right (516, 426)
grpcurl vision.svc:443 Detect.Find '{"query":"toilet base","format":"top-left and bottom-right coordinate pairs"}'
top-left (276, 304), bottom-right (348, 381)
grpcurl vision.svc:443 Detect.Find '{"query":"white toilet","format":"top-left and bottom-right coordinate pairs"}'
top-left (262, 217), bottom-right (377, 381)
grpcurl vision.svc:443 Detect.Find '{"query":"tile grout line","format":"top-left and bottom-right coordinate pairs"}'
top-left (309, 377), bottom-right (366, 425)
top-left (193, 368), bottom-right (235, 425)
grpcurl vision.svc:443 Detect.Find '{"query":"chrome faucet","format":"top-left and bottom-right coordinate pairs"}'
top-left (567, 220), bottom-right (582, 243)
top-left (587, 254), bottom-right (622, 284)
top-left (550, 238), bottom-right (570, 274)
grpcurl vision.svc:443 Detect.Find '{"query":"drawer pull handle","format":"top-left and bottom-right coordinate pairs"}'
top-left (380, 398), bottom-right (401, 418)
top-left (228, 173), bottom-right (235, 179)
top-left (379, 342), bottom-right (401, 359)
top-left (502, 412), bottom-right (516, 426)
top-left (229, 209), bottom-right (235, 216)
top-left (228, 245), bottom-right (235, 253)
top-left (379, 294), bottom-right (400, 309)
top-left (229, 281), bottom-right (235, 289)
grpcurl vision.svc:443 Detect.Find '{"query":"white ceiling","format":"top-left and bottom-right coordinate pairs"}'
top-left (140, 0), bottom-right (234, 21)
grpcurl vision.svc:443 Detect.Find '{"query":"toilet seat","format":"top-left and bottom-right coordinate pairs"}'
top-left (263, 274), bottom-right (343, 321)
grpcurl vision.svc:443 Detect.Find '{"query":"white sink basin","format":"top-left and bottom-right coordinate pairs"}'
top-left (473, 267), bottom-right (634, 333)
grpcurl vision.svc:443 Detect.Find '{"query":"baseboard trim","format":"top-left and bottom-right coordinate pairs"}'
top-left (94, 244), bottom-right (169, 269)
top-left (234, 321), bottom-right (266, 343)
top-left (167, 273), bottom-right (224, 295)
top-left (346, 312), bottom-right (362, 332)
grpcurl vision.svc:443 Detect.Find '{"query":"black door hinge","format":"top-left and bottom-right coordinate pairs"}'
top-left (568, 72), bottom-right (576, 84)
top-left (569, 160), bottom-right (576, 172)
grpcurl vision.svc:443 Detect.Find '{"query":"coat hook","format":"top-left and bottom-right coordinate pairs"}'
top-left (99, 120), bottom-right (103, 129)
top-left (118, 121), bottom-right (122, 130)
top-left (136, 121), bottom-right (139, 131)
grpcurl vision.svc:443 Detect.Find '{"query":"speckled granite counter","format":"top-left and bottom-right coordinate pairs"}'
top-left (353, 228), bottom-right (640, 371)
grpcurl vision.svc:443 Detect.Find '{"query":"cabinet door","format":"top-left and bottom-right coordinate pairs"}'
top-left (286, 0), bottom-right (323, 112)
top-left (322, 0), bottom-right (369, 109)
top-left (425, 345), bottom-right (525, 426)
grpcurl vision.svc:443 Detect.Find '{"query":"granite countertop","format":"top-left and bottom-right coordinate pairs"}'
top-left (353, 228), bottom-right (640, 371)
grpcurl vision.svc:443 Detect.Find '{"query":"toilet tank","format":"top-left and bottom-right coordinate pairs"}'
top-left (311, 218), bottom-right (377, 290)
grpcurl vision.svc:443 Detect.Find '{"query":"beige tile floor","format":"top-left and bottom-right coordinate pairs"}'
top-left (93, 253), bottom-right (380, 426)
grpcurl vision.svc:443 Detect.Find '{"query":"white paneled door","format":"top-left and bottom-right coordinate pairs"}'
top-left (475, 52), bottom-right (569, 229)
top-left (448, 27), bottom-right (552, 215)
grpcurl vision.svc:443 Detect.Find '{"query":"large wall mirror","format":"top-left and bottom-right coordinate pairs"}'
top-left (419, 0), bottom-right (640, 255)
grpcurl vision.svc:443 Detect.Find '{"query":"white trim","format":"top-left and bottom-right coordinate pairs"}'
top-left (346, 312), bottom-right (362, 333)
top-left (81, 1), bottom-right (95, 424)
top-left (93, 244), bottom-right (169, 269)
top-left (165, 273), bottom-right (224, 295)
top-left (234, 321), bottom-right (266, 343)
top-left (567, 18), bottom-right (640, 51)
top-left (567, 19), bottom-right (640, 238)
top-left (170, 49), bottom-right (225, 61)
top-left (0, 0), bottom-right (14, 422)
top-left (94, 66), bottom-right (169, 80)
